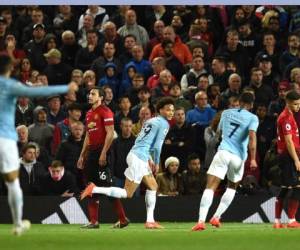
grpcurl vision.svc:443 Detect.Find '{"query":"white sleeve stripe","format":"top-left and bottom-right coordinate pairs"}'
top-left (104, 118), bottom-right (113, 122)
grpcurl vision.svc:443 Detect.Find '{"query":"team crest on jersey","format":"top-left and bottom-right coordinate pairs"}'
top-left (163, 129), bottom-right (168, 135)
top-left (286, 124), bottom-right (291, 131)
top-left (88, 122), bottom-right (96, 128)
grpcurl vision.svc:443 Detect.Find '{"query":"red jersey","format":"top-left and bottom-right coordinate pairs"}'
top-left (277, 107), bottom-right (300, 154)
top-left (85, 105), bottom-right (114, 149)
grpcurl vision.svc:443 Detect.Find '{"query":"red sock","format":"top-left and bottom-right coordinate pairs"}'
top-left (88, 197), bottom-right (99, 224)
top-left (113, 199), bottom-right (126, 223)
top-left (275, 198), bottom-right (283, 219)
top-left (288, 199), bottom-right (299, 220)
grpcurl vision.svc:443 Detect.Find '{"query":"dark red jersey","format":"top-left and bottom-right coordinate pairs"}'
top-left (277, 107), bottom-right (300, 154)
top-left (85, 105), bottom-right (114, 149)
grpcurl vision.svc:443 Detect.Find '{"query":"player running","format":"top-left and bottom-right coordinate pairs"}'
top-left (81, 97), bottom-right (174, 229)
top-left (0, 55), bottom-right (78, 235)
top-left (192, 92), bottom-right (259, 231)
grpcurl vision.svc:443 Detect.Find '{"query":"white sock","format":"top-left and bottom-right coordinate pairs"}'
top-left (213, 188), bottom-right (236, 219)
top-left (92, 187), bottom-right (127, 198)
top-left (199, 189), bottom-right (214, 222)
top-left (289, 218), bottom-right (296, 223)
top-left (145, 190), bottom-right (156, 223)
top-left (274, 218), bottom-right (281, 224)
top-left (6, 179), bottom-right (23, 227)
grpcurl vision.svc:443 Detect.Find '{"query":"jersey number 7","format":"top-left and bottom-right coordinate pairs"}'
top-left (229, 122), bottom-right (240, 138)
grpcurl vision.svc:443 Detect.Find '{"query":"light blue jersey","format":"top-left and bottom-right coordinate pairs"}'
top-left (218, 108), bottom-right (259, 160)
top-left (130, 116), bottom-right (169, 165)
top-left (0, 76), bottom-right (68, 141)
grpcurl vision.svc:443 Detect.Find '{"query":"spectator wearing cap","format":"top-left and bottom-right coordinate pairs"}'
top-left (180, 56), bottom-right (212, 93)
top-left (51, 103), bottom-right (82, 155)
top-left (182, 153), bottom-right (206, 195)
top-left (46, 95), bottom-right (67, 126)
top-left (0, 16), bottom-right (8, 50)
top-left (279, 33), bottom-right (300, 74)
top-left (249, 67), bottom-right (275, 107)
top-left (268, 80), bottom-right (290, 118)
top-left (156, 156), bottom-right (183, 196)
top-left (149, 26), bottom-right (192, 65)
top-left (60, 30), bottom-right (81, 67)
top-left (118, 9), bottom-right (149, 48)
top-left (24, 23), bottom-right (47, 71)
top-left (75, 29), bottom-right (102, 72)
top-left (163, 107), bottom-right (194, 170)
top-left (43, 48), bottom-right (73, 85)
top-left (215, 29), bottom-right (248, 78)
top-left (258, 53), bottom-right (280, 93)
top-left (219, 73), bottom-right (242, 109)
top-left (28, 106), bottom-right (54, 155)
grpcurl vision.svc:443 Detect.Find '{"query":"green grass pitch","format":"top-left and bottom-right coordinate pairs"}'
top-left (1, 223), bottom-right (300, 250)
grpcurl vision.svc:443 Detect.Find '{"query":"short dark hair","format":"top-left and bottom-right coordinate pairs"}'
top-left (21, 143), bottom-right (36, 155)
top-left (86, 29), bottom-right (99, 36)
top-left (67, 103), bottom-right (82, 111)
top-left (89, 87), bottom-right (105, 97)
top-left (156, 97), bottom-right (174, 113)
top-left (285, 90), bottom-right (300, 101)
top-left (124, 34), bottom-right (136, 41)
top-left (187, 153), bottom-right (200, 163)
top-left (0, 54), bottom-right (12, 75)
top-left (239, 92), bottom-right (255, 104)
top-left (50, 160), bottom-right (64, 168)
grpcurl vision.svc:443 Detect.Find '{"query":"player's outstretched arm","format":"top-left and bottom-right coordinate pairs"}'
top-left (10, 79), bottom-right (78, 98)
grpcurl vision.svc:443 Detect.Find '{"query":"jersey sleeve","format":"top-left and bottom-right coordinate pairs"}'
top-left (249, 115), bottom-right (259, 132)
top-left (280, 117), bottom-right (294, 135)
top-left (102, 108), bottom-right (114, 126)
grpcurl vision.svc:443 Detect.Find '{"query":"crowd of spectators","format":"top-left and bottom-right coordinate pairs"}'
top-left (1, 5), bottom-right (300, 197)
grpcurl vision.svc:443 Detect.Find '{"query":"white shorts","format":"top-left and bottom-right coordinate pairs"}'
top-left (207, 150), bottom-right (244, 183)
top-left (0, 137), bottom-right (20, 174)
top-left (124, 152), bottom-right (152, 184)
